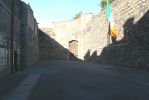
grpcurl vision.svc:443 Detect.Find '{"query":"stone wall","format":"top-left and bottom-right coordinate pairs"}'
top-left (20, 2), bottom-right (39, 67)
top-left (0, 0), bottom-right (11, 72)
top-left (0, 0), bottom-right (147, 70)
top-left (52, 13), bottom-right (93, 49)
top-left (35, 0), bottom-right (149, 69)
top-left (13, 0), bottom-right (21, 70)
top-left (25, 3), bottom-right (39, 66)
top-left (0, 0), bottom-right (21, 75)
top-left (0, 0), bottom-right (39, 76)
top-left (41, 13), bottom-right (93, 60)
top-left (81, 0), bottom-right (149, 68)
top-left (39, 29), bottom-right (70, 60)
top-left (79, 12), bottom-right (108, 60)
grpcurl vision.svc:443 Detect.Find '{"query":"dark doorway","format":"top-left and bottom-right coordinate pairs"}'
top-left (69, 40), bottom-right (78, 58)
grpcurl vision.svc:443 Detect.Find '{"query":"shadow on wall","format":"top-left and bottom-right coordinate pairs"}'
top-left (84, 50), bottom-right (91, 61)
top-left (38, 30), bottom-right (81, 61)
top-left (84, 50), bottom-right (98, 62)
top-left (85, 10), bottom-right (149, 68)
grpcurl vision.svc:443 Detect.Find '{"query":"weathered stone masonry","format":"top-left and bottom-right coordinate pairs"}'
top-left (41, 0), bottom-right (149, 68)
top-left (40, 13), bottom-right (93, 60)
top-left (21, 2), bottom-right (39, 67)
top-left (1, 0), bottom-right (148, 76)
top-left (0, 0), bottom-right (39, 76)
top-left (39, 29), bottom-right (70, 60)
top-left (0, 0), bottom-right (21, 75)
top-left (81, 0), bottom-right (149, 68)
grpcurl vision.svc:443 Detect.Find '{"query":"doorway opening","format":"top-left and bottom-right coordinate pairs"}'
top-left (69, 40), bottom-right (78, 59)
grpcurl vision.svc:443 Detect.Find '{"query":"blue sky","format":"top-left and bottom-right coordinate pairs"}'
top-left (22, 0), bottom-right (101, 28)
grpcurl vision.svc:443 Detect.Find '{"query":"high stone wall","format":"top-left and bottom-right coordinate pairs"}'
top-left (17, 0), bottom-right (149, 69)
top-left (0, 0), bottom-right (39, 76)
top-left (52, 13), bottom-right (93, 49)
top-left (40, 13), bottom-right (93, 60)
top-left (0, 0), bottom-right (21, 74)
top-left (81, 0), bottom-right (149, 68)
top-left (20, 2), bottom-right (39, 67)
top-left (40, 0), bottom-right (149, 69)
top-left (38, 30), bottom-right (70, 60)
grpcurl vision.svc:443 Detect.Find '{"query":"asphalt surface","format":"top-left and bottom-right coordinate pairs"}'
top-left (1, 60), bottom-right (149, 100)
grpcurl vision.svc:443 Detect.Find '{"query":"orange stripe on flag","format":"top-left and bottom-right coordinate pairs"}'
top-left (109, 13), bottom-right (117, 38)
top-left (111, 27), bottom-right (117, 38)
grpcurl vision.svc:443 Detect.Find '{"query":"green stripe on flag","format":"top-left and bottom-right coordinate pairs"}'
top-left (106, 0), bottom-right (111, 20)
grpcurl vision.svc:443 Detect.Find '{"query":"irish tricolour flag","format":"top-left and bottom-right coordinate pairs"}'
top-left (106, 0), bottom-right (117, 38)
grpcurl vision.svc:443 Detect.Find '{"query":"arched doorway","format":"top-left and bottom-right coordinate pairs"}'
top-left (69, 40), bottom-right (78, 58)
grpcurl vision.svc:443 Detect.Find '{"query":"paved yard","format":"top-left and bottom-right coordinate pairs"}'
top-left (1, 60), bottom-right (149, 100)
